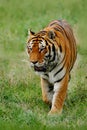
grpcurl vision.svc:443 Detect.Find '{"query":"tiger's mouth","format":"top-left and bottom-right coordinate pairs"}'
top-left (34, 66), bottom-right (46, 72)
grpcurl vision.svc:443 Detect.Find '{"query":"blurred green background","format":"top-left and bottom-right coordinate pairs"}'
top-left (0, 0), bottom-right (87, 130)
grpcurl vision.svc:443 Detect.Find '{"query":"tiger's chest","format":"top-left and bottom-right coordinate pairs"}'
top-left (45, 72), bottom-right (56, 84)
top-left (41, 66), bottom-right (66, 84)
top-left (41, 73), bottom-right (54, 84)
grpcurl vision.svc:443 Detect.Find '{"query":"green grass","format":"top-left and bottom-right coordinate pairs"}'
top-left (0, 0), bottom-right (87, 129)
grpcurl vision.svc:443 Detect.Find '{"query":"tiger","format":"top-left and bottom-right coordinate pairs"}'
top-left (27, 20), bottom-right (77, 115)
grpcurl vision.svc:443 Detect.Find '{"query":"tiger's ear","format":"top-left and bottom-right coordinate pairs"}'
top-left (48, 31), bottom-right (55, 39)
top-left (28, 29), bottom-right (35, 37)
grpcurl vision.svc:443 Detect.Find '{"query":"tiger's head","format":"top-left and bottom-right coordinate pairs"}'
top-left (27, 30), bottom-right (59, 73)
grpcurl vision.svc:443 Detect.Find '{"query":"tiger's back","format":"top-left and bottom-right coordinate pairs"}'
top-left (44, 20), bottom-right (77, 73)
top-left (27, 20), bottom-right (77, 114)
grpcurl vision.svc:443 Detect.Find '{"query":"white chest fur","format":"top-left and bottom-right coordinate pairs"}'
top-left (41, 68), bottom-right (65, 85)
top-left (48, 71), bottom-right (55, 84)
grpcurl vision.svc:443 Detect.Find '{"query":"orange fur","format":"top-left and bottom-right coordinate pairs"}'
top-left (27, 20), bottom-right (77, 115)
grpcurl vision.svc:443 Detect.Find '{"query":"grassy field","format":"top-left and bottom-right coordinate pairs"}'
top-left (0, 0), bottom-right (87, 129)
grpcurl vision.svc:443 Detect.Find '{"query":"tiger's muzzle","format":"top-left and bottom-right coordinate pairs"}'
top-left (34, 65), bottom-right (47, 72)
top-left (30, 61), bottom-right (47, 72)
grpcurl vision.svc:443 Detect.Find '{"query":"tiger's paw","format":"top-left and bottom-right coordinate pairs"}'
top-left (48, 107), bottom-right (62, 115)
top-left (43, 98), bottom-right (51, 105)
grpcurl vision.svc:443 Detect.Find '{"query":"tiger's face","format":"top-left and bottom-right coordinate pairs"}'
top-left (27, 30), bottom-right (58, 72)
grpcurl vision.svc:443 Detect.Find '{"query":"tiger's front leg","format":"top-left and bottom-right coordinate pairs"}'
top-left (41, 78), bottom-right (54, 105)
top-left (49, 73), bottom-right (69, 115)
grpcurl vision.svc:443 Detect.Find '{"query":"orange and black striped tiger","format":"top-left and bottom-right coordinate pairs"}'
top-left (27, 20), bottom-right (77, 115)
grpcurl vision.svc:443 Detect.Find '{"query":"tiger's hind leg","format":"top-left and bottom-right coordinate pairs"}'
top-left (41, 78), bottom-right (54, 105)
top-left (48, 73), bottom-right (69, 115)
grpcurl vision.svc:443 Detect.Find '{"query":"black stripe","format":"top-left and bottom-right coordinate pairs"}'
top-left (54, 27), bottom-right (60, 31)
top-left (49, 21), bottom-right (58, 26)
top-left (52, 44), bottom-right (56, 61)
top-left (49, 63), bottom-right (57, 72)
top-left (57, 45), bottom-right (66, 66)
top-left (46, 38), bottom-right (54, 44)
top-left (69, 74), bottom-right (71, 81)
top-left (52, 44), bottom-right (55, 52)
top-left (57, 23), bottom-right (70, 40)
top-left (59, 45), bottom-right (62, 53)
top-left (54, 66), bottom-right (64, 77)
top-left (44, 44), bottom-right (51, 60)
top-left (52, 44), bottom-right (56, 54)
top-left (54, 25), bottom-right (64, 35)
top-left (48, 85), bottom-right (53, 92)
top-left (54, 74), bottom-right (66, 83)
top-left (49, 44), bottom-right (56, 63)
top-left (44, 74), bottom-right (49, 77)
top-left (48, 45), bottom-right (51, 58)
top-left (58, 20), bottom-right (64, 27)
top-left (38, 30), bottom-right (47, 33)
top-left (45, 40), bottom-right (48, 45)
top-left (52, 21), bottom-right (67, 38)
top-left (54, 55), bottom-right (67, 77)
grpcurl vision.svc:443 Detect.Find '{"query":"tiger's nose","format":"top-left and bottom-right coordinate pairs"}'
top-left (31, 61), bottom-right (38, 64)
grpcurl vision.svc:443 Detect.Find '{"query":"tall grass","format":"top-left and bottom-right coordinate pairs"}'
top-left (0, 0), bottom-right (87, 129)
